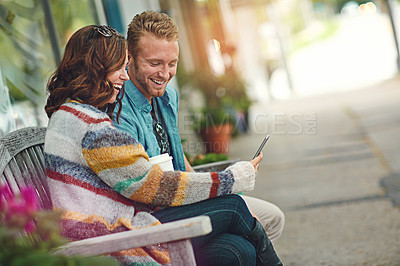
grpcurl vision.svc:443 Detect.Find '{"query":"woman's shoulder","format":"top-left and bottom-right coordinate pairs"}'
top-left (63, 101), bottom-right (104, 113)
top-left (57, 101), bottom-right (110, 121)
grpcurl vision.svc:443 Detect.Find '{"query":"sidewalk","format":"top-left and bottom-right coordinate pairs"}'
top-left (229, 75), bottom-right (400, 265)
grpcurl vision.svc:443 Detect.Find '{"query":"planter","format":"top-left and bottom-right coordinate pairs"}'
top-left (200, 123), bottom-right (233, 154)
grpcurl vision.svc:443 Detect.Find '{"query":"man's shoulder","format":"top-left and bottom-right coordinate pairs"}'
top-left (165, 84), bottom-right (178, 94)
top-left (165, 84), bottom-right (177, 93)
top-left (164, 85), bottom-right (179, 104)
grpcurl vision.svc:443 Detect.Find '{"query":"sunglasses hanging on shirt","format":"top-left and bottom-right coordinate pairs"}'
top-left (151, 99), bottom-right (171, 155)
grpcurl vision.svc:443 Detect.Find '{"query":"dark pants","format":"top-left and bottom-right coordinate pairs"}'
top-left (153, 194), bottom-right (260, 266)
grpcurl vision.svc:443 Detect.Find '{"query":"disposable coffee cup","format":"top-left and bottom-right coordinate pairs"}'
top-left (149, 153), bottom-right (174, 171)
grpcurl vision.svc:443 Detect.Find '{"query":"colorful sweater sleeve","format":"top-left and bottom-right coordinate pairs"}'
top-left (82, 125), bottom-right (255, 207)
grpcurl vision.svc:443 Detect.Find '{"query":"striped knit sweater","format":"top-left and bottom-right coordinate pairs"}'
top-left (44, 101), bottom-right (255, 265)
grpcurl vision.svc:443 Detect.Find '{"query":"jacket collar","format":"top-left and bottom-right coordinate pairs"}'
top-left (124, 80), bottom-right (170, 111)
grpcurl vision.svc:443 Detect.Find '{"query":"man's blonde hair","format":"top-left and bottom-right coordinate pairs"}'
top-left (127, 10), bottom-right (179, 59)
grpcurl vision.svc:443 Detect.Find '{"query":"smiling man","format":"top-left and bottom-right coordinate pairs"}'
top-left (114, 10), bottom-right (285, 245)
top-left (114, 11), bottom-right (185, 171)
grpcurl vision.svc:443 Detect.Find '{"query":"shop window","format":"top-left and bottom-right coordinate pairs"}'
top-left (0, 0), bottom-right (98, 136)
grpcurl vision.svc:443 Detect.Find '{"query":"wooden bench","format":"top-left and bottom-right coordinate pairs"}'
top-left (0, 126), bottom-right (212, 265)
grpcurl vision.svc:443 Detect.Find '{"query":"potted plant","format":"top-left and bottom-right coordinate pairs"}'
top-left (197, 108), bottom-right (235, 154)
top-left (218, 69), bottom-right (252, 136)
top-left (180, 69), bottom-right (249, 154)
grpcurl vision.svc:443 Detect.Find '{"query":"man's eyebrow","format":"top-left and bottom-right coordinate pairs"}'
top-left (146, 58), bottom-right (163, 62)
top-left (146, 58), bottom-right (179, 63)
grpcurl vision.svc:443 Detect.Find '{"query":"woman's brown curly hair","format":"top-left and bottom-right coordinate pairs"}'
top-left (45, 25), bottom-right (127, 121)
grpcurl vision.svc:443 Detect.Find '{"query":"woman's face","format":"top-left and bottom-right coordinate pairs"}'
top-left (107, 52), bottom-right (129, 104)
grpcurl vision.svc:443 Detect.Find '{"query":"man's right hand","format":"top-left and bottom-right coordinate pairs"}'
top-left (184, 152), bottom-right (195, 172)
top-left (250, 152), bottom-right (263, 174)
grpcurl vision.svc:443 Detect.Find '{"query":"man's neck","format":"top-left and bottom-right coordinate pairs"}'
top-left (127, 68), bottom-right (152, 102)
top-left (129, 79), bottom-right (152, 102)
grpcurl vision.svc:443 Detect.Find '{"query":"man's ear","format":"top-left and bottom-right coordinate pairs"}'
top-left (127, 52), bottom-right (134, 65)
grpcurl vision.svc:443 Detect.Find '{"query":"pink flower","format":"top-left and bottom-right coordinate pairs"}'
top-left (7, 200), bottom-right (26, 218)
top-left (24, 220), bottom-right (36, 233)
top-left (21, 187), bottom-right (39, 213)
top-left (0, 184), bottom-right (39, 233)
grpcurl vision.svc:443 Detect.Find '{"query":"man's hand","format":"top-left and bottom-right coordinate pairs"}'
top-left (184, 153), bottom-right (195, 172)
top-left (250, 152), bottom-right (263, 174)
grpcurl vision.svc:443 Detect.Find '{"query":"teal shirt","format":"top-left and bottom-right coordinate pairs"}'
top-left (113, 80), bottom-right (186, 171)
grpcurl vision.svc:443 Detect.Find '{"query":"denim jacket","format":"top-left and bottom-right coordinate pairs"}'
top-left (113, 80), bottom-right (186, 171)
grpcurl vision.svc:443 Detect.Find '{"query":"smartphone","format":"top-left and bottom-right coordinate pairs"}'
top-left (252, 135), bottom-right (270, 159)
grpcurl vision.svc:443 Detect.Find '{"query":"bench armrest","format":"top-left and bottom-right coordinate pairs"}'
top-left (54, 215), bottom-right (212, 256)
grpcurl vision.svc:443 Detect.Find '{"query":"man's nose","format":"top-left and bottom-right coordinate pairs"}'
top-left (158, 65), bottom-right (169, 79)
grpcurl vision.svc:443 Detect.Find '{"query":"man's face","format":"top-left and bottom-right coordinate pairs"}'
top-left (128, 34), bottom-right (179, 102)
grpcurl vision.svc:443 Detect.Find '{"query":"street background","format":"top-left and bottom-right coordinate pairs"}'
top-left (231, 75), bottom-right (400, 265)
top-left (228, 9), bottom-right (400, 266)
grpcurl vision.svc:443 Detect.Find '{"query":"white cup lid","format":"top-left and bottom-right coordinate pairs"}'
top-left (149, 153), bottom-right (173, 164)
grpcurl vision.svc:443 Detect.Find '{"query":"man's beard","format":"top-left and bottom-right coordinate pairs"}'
top-left (133, 62), bottom-right (165, 98)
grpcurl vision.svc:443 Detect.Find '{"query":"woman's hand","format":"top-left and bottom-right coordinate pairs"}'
top-left (250, 152), bottom-right (263, 174)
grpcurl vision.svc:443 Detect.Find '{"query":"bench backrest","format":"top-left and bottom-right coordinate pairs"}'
top-left (0, 126), bottom-right (52, 210)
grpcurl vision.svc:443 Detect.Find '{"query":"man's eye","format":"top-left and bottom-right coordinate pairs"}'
top-left (150, 62), bottom-right (160, 66)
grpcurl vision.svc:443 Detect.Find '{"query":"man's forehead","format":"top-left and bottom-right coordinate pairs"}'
top-left (137, 35), bottom-right (179, 60)
top-left (139, 34), bottom-right (177, 46)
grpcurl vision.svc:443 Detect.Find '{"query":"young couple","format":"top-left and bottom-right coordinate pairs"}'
top-left (44, 11), bottom-right (283, 266)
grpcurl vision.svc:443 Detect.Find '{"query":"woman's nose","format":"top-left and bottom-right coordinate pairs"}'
top-left (121, 69), bottom-right (129, 81)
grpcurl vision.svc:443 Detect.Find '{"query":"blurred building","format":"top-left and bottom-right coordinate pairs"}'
top-left (0, 0), bottom-right (300, 136)
top-left (1, 0), bottom-right (399, 137)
